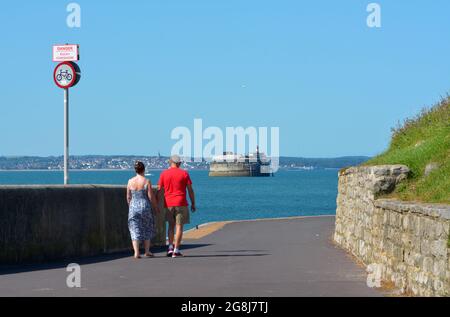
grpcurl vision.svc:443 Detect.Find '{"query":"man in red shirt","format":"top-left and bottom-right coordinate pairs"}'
top-left (158, 155), bottom-right (196, 258)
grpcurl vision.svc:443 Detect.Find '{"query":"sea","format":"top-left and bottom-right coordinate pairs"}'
top-left (0, 169), bottom-right (338, 230)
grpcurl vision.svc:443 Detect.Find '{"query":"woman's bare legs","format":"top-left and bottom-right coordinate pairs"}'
top-left (132, 240), bottom-right (141, 259)
top-left (144, 240), bottom-right (153, 257)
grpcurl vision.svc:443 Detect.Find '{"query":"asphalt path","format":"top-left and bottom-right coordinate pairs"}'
top-left (0, 216), bottom-right (383, 297)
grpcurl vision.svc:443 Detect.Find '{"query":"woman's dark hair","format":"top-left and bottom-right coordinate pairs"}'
top-left (134, 161), bottom-right (145, 174)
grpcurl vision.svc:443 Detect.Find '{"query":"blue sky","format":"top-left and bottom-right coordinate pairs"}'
top-left (0, 0), bottom-right (449, 158)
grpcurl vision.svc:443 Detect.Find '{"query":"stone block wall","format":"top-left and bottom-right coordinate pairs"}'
top-left (334, 166), bottom-right (450, 296)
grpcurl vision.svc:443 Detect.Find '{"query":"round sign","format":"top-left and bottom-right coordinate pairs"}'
top-left (53, 62), bottom-right (80, 89)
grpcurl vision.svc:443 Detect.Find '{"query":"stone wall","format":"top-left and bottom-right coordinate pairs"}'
top-left (334, 166), bottom-right (450, 296)
top-left (0, 185), bottom-right (166, 265)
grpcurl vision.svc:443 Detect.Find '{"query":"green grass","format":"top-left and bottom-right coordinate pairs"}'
top-left (365, 96), bottom-right (450, 204)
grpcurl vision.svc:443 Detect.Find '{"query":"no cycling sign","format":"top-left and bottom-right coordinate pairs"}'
top-left (53, 44), bottom-right (81, 89)
top-left (52, 44), bottom-right (81, 185)
top-left (53, 61), bottom-right (81, 89)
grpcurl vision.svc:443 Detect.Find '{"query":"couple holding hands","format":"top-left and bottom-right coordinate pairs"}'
top-left (126, 155), bottom-right (196, 259)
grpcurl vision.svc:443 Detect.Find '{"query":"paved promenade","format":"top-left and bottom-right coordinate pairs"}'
top-left (0, 216), bottom-right (383, 297)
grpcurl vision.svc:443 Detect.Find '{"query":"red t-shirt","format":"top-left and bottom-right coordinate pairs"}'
top-left (158, 167), bottom-right (193, 207)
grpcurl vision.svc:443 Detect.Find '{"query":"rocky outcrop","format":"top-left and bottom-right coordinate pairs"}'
top-left (334, 165), bottom-right (450, 296)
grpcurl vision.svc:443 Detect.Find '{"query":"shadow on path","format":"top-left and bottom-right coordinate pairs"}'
top-left (181, 253), bottom-right (270, 258)
top-left (0, 244), bottom-right (212, 276)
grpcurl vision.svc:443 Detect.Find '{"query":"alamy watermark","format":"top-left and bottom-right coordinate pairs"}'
top-left (66, 263), bottom-right (82, 288)
top-left (367, 3), bottom-right (381, 28)
top-left (170, 119), bottom-right (280, 173)
top-left (66, 3), bottom-right (81, 28)
top-left (64, 3), bottom-right (381, 30)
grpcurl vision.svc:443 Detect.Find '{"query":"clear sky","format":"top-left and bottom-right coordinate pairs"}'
top-left (0, 0), bottom-right (449, 158)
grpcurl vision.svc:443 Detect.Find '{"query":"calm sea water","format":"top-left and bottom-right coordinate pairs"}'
top-left (0, 170), bottom-right (338, 230)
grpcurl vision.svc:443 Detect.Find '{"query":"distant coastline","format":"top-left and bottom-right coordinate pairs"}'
top-left (0, 168), bottom-right (342, 172)
top-left (0, 169), bottom-right (143, 172)
top-left (0, 155), bottom-right (370, 171)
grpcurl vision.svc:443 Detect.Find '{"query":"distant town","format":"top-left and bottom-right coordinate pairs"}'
top-left (0, 156), bottom-right (370, 171)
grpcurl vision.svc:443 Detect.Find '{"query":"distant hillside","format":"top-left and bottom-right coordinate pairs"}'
top-left (0, 155), bottom-right (370, 170)
top-left (0, 156), bottom-right (190, 171)
top-left (279, 156), bottom-right (370, 169)
top-left (366, 96), bottom-right (449, 203)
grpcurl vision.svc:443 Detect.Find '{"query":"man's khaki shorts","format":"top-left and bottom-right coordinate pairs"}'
top-left (166, 206), bottom-right (190, 225)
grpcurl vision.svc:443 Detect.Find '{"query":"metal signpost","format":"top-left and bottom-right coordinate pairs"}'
top-left (53, 45), bottom-right (81, 185)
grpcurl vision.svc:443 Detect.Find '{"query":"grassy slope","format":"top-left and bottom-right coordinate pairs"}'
top-left (365, 96), bottom-right (449, 204)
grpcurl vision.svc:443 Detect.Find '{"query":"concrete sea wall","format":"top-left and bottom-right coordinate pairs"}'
top-left (0, 185), bottom-right (166, 265)
top-left (334, 166), bottom-right (450, 296)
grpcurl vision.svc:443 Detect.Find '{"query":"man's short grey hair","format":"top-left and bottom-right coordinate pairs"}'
top-left (169, 155), bottom-right (182, 164)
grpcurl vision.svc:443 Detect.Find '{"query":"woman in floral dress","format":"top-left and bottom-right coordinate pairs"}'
top-left (127, 161), bottom-right (159, 259)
